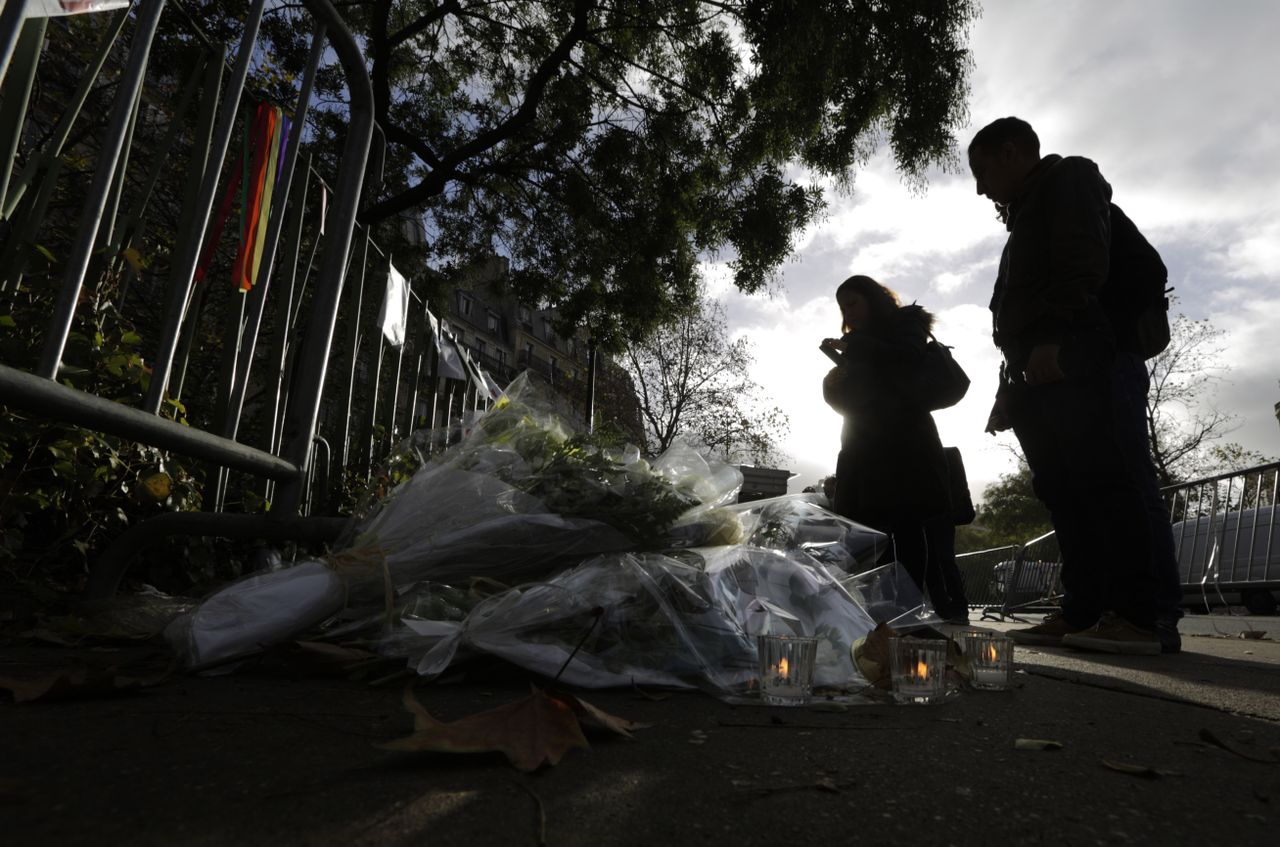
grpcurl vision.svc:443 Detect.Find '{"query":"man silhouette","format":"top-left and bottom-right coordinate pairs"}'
top-left (968, 116), bottom-right (1173, 654)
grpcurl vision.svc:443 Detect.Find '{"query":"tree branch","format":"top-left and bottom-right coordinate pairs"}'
top-left (360, 0), bottom-right (595, 223)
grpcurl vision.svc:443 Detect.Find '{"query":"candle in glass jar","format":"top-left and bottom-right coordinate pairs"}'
top-left (889, 637), bottom-right (947, 704)
top-left (757, 635), bottom-right (818, 705)
top-left (963, 633), bottom-right (1013, 690)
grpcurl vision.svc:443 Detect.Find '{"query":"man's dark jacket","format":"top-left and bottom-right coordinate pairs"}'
top-left (991, 154), bottom-right (1113, 370)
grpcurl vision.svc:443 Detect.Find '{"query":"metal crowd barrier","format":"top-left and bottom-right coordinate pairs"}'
top-left (956, 461), bottom-right (1280, 619)
top-left (0, 0), bottom-right (377, 597)
top-left (957, 532), bottom-right (1063, 622)
top-left (1164, 461), bottom-right (1280, 614)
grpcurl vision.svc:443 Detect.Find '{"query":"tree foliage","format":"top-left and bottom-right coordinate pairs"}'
top-left (267, 0), bottom-right (977, 343)
top-left (1146, 312), bottom-right (1272, 485)
top-left (959, 461), bottom-right (1051, 551)
top-left (620, 295), bottom-right (787, 464)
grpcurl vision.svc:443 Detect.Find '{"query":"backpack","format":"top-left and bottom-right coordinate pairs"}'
top-left (1102, 203), bottom-right (1172, 359)
top-left (913, 333), bottom-right (970, 411)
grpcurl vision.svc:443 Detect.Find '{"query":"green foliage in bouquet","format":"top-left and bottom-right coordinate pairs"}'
top-left (451, 396), bottom-right (698, 545)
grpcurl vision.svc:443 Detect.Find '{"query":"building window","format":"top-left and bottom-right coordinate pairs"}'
top-left (459, 294), bottom-right (473, 317)
top-left (486, 311), bottom-right (499, 333)
top-left (519, 306), bottom-right (532, 325)
top-left (497, 349), bottom-right (508, 365)
top-left (542, 318), bottom-right (553, 340)
top-left (524, 342), bottom-right (534, 359)
top-left (477, 339), bottom-right (486, 356)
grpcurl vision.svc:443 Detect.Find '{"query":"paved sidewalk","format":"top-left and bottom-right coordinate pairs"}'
top-left (2, 624), bottom-right (1279, 847)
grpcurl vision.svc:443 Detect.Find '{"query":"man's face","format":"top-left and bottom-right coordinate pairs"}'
top-left (968, 142), bottom-right (1024, 206)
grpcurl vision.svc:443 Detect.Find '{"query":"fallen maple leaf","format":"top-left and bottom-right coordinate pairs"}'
top-left (381, 685), bottom-right (590, 772)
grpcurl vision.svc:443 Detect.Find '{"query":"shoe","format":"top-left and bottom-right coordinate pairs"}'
top-left (1155, 620), bottom-right (1181, 654)
top-left (1008, 612), bottom-right (1088, 647)
top-left (1061, 612), bottom-right (1162, 656)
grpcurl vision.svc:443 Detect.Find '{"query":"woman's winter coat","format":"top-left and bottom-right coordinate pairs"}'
top-left (822, 304), bottom-right (951, 529)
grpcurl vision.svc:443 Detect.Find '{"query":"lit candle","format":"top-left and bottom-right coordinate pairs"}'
top-left (965, 634), bottom-right (1013, 690)
top-left (890, 637), bottom-right (947, 704)
top-left (757, 635), bottom-right (818, 706)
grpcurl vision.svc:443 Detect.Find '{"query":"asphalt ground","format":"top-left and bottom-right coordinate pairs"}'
top-left (1, 616), bottom-right (1278, 847)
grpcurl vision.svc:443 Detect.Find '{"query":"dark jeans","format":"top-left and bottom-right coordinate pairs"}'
top-left (1111, 352), bottom-right (1184, 622)
top-left (1007, 364), bottom-right (1159, 629)
top-left (878, 513), bottom-right (970, 619)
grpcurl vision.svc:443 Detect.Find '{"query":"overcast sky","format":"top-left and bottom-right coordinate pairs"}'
top-left (711, 0), bottom-right (1280, 499)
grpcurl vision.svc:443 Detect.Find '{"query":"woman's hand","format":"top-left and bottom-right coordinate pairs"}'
top-left (821, 338), bottom-right (848, 353)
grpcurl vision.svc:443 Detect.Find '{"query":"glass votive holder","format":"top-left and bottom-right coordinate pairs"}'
top-left (961, 631), bottom-right (1014, 691)
top-left (756, 634), bottom-right (818, 706)
top-left (888, 636), bottom-right (948, 704)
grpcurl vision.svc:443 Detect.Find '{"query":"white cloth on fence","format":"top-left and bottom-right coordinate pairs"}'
top-left (425, 308), bottom-right (468, 381)
top-left (377, 262), bottom-right (410, 348)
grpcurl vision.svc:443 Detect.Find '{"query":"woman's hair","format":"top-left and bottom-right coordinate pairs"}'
top-left (836, 274), bottom-right (901, 333)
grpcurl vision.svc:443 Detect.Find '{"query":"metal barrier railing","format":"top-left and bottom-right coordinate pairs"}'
top-left (0, 1), bottom-right (450, 596)
top-left (1163, 460), bottom-right (1279, 610)
top-left (954, 544), bottom-right (1018, 609)
top-left (957, 532), bottom-right (1063, 622)
top-left (955, 461), bottom-right (1280, 619)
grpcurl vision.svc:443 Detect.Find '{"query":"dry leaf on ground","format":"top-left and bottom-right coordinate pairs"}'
top-left (1100, 759), bottom-right (1183, 778)
top-left (1014, 738), bottom-right (1063, 751)
top-left (1199, 728), bottom-right (1280, 764)
top-left (557, 690), bottom-right (651, 737)
top-left (381, 685), bottom-right (591, 772)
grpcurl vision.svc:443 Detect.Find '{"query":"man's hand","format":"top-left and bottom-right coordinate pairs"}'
top-left (985, 394), bottom-right (1011, 434)
top-left (1023, 343), bottom-right (1064, 386)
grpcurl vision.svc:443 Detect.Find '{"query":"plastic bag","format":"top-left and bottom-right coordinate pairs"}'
top-left (386, 546), bottom-right (878, 696)
top-left (839, 561), bottom-right (942, 631)
top-left (727, 493), bottom-right (888, 572)
top-left (164, 561), bottom-right (346, 667)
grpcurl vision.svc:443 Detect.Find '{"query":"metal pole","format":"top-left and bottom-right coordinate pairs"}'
top-left (0, 15), bottom-right (46, 215)
top-left (260, 169), bottom-right (314, 462)
top-left (405, 301), bottom-right (427, 437)
top-left (387, 322), bottom-right (406, 448)
top-left (274, 0), bottom-right (374, 514)
top-left (111, 48), bottom-right (208, 272)
top-left (0, 0), bottom-right (31, 95)
top-left (3, 7), bottom-right (129, 219)
top-left (36, 0), bottom-right (165, 380)
top-left (222, 22), bottom-right (326, 441)
top-left (585, 344), bottom-right (598, 433)
top-left (143, 0), bottom-right (267, 412)
top-left (100, 69), bottom-right (147, 250)
top-left (338, 227), bottom-right (368, 470)
top-left (362, 338), bottom-right (385, 475)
